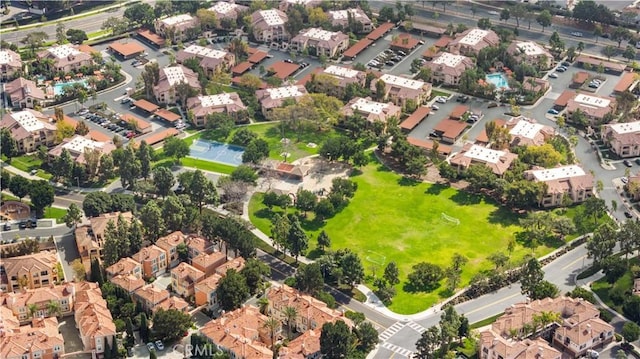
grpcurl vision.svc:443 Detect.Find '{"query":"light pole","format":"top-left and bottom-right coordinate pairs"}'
top-left (75, 176), bottom-right (80, 189)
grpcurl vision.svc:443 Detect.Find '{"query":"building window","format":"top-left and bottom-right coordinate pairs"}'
top-left (41, 271), bottom-right (47, 276)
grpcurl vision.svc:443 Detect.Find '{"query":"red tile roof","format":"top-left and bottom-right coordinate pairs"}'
top-left (434, 118), bottom-right (467, 139)
top-left (343, 38), bottom-right (373, 59)
top-left (248, 50), bottom-right (269, 64)
top-left (434, 36), bottom-right (454, 48)
top-left (137, 29), bottom-right (166, 47)
top-left (554, 90), bottom-right (576, 107)
top-left (367, 22), bottom-right (394, 41)
top-left (268, 61), bottom-right (300, 80)
top-left (400, 106), bottom-right (430, 131)
top-left (407, 137), bottom-right (452, 155)
top-left (449, 105), bottom-right (469, 119)
top-left (141, 128), bottom-right (178, 146)
top-left (572, 71), bottom-right (588, 85)
top-left (109, 42), bottom-right (145, 58)
top-left (155, 108), bottom-right (181, 122)
top-left (614, 71), bottom-right (636, 93)
top-left (232, 61), bottom-right (253, 75)
top-left (390, 33), bottom-right (420, 50)
top-left (132, 99), bottom-right (159, 113)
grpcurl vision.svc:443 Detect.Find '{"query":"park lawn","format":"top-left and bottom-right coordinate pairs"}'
top-left (44, 207), bottom-right (67, 223)
top-left (561, 204), bottom-right (614, 240)
top-left (249, 163), bottom-right (558, 314)
top-left (181, 157), bottom-right (236, 175)
top-left (9, 155), bottom-right (42, 172)
top-left (591, 257), bottom-right (638, 314)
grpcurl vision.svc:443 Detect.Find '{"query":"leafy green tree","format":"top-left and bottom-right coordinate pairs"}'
top-left (500, 8), bottom-right (510, 22)
top-left (139, 312), bottom-right (150, 342)
top-left (139, 201), bottom-right (166, 241)
top-left (137, 141), bottom-right (153, 179)
top-left (317, 230), bottom-right (331, 252)
top-left (583, 197), bottom-right (607, 226)
top-left (103, 220), bottom-right (120, 267)
top-left (123, 3), bottom-right (155, 27)
top-left (29, 180), bottom-right (54, 218)
top-left (0, 128), bottom-right (18, 159)
top-left (217, 269), bottom-right (250, 311)
top-left (477, 18), bottom-right (492, 30)
top-left (415, 326), bottom-right (441, 359)
top-left (383, 261), bottom-right (400, 286)
top-left (164, 137), bottom-right (190, 163)
top-left (295, 189), bottom-right (317, 215)
top-left (336, 248), bottom-right (365, 288)
top-left (603, 45), bottom-right (617, 60)
top-left (184, 170), bottom-right (218, 214)
top-left (287, 217), bottom-right (309, 263)
top-left (320, 321), bottom-right (354, 359)
top-left (66, 29), bottom-right (88, 44)
top-left (63, 203), bottom-right (83, 228)
top-left (439, 305), bottom-right (461, 353)
top-left (152, 167), bottom-right (175, 199)
top-left (586, 222), bottom-right (616, 265)
top-left (295, 262), bottom-right (324, 295)
top-left (152, 308), bottom-right (193, 342)
top-left (9, 176), bottom-right (30, 201)
top-left (240, 258), bottom-right (270, 294)
top-left (270, 213), bottom-right (290, 253)
top-left (622, 322), bottom-right (640, 343)
top-left (529, 280), bottom-right (559, 300)
top-left (623, 45), bottom-right (637, 62)
top-left (408, 262), bottom-right (444, 291)
top-left (230, 165), bottom-right (258, 185)
top-left (520, 256), bottom-right (544, 297)
top-left (232, 128), bottom-right (258, 146)
top-left (162, 195), bottom-right (185, 231)
top-left (355, 321), bottom-right (378, 353)
top-left (536, 10), bottom-right (552, 32)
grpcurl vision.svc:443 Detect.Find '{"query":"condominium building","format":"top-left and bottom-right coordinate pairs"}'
top-left (37, 44), bottom-right (93, 73)
top-left (74, 212), bottom-right (135, 263)
top-left (4, 77), bottom-right (45, 109)
top-left (0, 251), bottom-right (60, 292)
top-left (449, 143), bottom-right (518, 176)
top-left (156, 231), bottom-right (187, 268)
top-left (131, 244), bottom-right (168, 279)
top-left (371, 74), bottom-right (432, 107)
top-left (310, 65), bottom-right (367, 97)
top-left (524, 165), bottom-right (594, 207)
top-left (328, 8), bottom-right (373, 33)
top-left (447, 28), bottom-right (500, 56)
top-left (186, 93), bottom-right (247, 128)
top-left (74, 282), bottom-right (117, 355)
top-left (194, 274), bottom-right (223, 308)
top-left (508, 41), bottom-right (554, 70)
top-left (105, 257), bottom-right (143, 279)
top-left (480, 335), bottom-right (561, 359)
top-left (185, 235), bottom-right (215, 259)
top-left (505, 116), bottom-right (556, 147)
top-left (175, 45), bottom-right (236, 76)
top-left (171, 262), bottom-right (205, 298)
top-left (191, 251), bottom-right (227, 277)
top-left (133, 285), bottom-right (171, 311)
top-left (110, 274), bottom-right (145, 294)
top-left (154, 14), bottom-right (200, 41)
top-left (0, 110), bottom-right (56, 153)
top-left (0, 316), bottom-right (65, 359)
top-left (290, 28), bottom-right (350, 58)
top-left (341, 97), bottom-right (402, 124)
top-left (256, 85), bottom-right (309, 117)
top-left (153, 65), bottom-right (201, 105)
top-left (215, 257), bottom-right (246, 276)
top-left (208, 2), bottom-right (248, 23)
top-left (47, 134), bottom-right (116, 165)
top-left (602, 121), bottom-right (640, 158)
top-left (555, 91), bottom-right (617, 125)
top-left (425, 52), bottom-right (475, 86)
top-left (251, 9), bottom-right (289, 42)
top-left (279, 0), bottom-right (322, 11)
top-left (0, 48), bottom-right (22, 80)
top-left (0, 284), bottom-right (74, 321)
top-left (154, 296), bottom-right (189, 313)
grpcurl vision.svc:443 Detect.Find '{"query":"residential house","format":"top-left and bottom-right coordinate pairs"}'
top-left (171, 262), bottom-right (205, 298)
top-left (110, 274), bottom-right (145, 294)
top-left (0, 251), bottom-right (60, 292)
top-left (251, 9), bottom-right (289, 42)
top-left (0, 48), bottom-right (22, 80)
top-left (341, 97), bottom-right (402, 124)
top-left (4, 77), bottom-right (46, 109)
top-left (131, 244), bottom-right (168, 279)
top-left (153, 296), bottom-right (189, 313)
top-left (207, 2), bottom-right (248, 24)
top-left (524, 165), bottom-right (594, 207)
top-left (309, 65), bottom-right (367, 98)
top-left (279, 329), bottom-right (322, 359)
top-left (266, 285), bottom-right (353, 332)
top-left (175, 45), bottom-right (236, 76)
top-left (156, 231), bottom-right (187, 268)
top-left (191, 251), bottom-right (227, 277)
top-left (0, 316), bottom-right (65, 359)
top-left (0, 110), bottom-right (56, 153)
top-left (133, 285), bottom-right (171, 312)
top-left (153, 65), bottom-right (201, 105)
top-left (425, 52), bottom-right (475, 86)
top-left (602, 121), bottom-right (640, 158)
top-left (0, 284), bottom-right (75, 321)
top-left (185, 235), bottom-right (215, 259)
top-left (290, 28), bottom-right (350, 58)
top-left (279, 0), bottom-right (322, 11)
top-left (215, 257), bottom-right (246, 276)
top-left (47, 134), bottom-right (116, 165)
top-left (194, 274), bottom-right (223, 308)
top-left (371, 74), bottom-right (432, 107)
top-left (505, 116), bottom-right (555, 147)
top-left (186, 93), bottom-right (247, 128)
top-left (557, 91), bottom-right (617, 125)
top-left (328, 8), bottom-right (372, 33)
top-left (480, 335), bottom-right (561, 359)
top-left (200, 305), bottom-right (274, 359)
top-left (256, 85), bottom-right (309, 117)
top-left (447, 28), bottom-right (500, 56)
top-left (154, 14), bottom-right (200, 42)
top-left (449, 143), bottom-right (518, 176)
top-left (74, 282), bottom-right (117, 355)
top-left (74, 212), bottom-right (134, 263)
top-left (507, 41), bottom-right (554, 70)
top-left (37, 44), bottom-right (93, 73)
top-left (105, 257), bottom-right (142, 279)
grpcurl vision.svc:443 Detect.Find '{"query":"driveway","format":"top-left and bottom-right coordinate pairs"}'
top-left (58, 316), bottom-right (84, 353)
top-left (152, 272), bottom-right (171, 290)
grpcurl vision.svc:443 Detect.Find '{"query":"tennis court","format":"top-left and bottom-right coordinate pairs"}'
top-left (189, 139), bottom-right (244, 166)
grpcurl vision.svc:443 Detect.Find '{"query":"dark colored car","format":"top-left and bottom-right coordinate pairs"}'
top-left (429, 131), bottom-right (440, 138)
top-left (635, 158), bottom-right (640, 165)
top-left (3, 223), bottom-right (11, 231)
top-left (625, 211), bottom-right (633, 218)
top-left (488, 102), bottom-right (498, 108)
top-left (18, 222), bottom-right (27, 229)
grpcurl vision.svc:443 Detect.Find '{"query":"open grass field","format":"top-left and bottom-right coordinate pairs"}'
top-left (249, 162), bottom-right (559, 314)
top-left (7, 155), bottom-right (42, 172)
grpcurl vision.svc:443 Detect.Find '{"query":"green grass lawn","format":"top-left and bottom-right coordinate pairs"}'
top-left (431, 89), bottom-right (453, 99)
top-left (181, 157), bottom-right (236, 175)
top-left (591, 257), bottom-right (638, 314)
top-left (8, 155), bottom-right (42, 172)
top-left (249, 162), bottom-right (558, 314)
top-left (44, 207), bottom-right (67, 223)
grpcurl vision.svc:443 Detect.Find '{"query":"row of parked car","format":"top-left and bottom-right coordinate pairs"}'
top-left (81, 110), bottom-right (137, 139)
top-left (368, 48), bottom-right (412, 68)
top-left (2, 220), bottom-right (37, 231)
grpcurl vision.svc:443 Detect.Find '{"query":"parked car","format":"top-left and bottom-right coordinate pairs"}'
top-left (284, 59), bottom-right (293, 63)
top-left (548, 109), bottom-right (559, 115)
top-left (397, 51), bottom-right (407, 56)
top-left (548, 73), bottom-right (558, 79)
top-left (635, 158), bottom-right (640, 165)
top-left (624, 160), bottom-right (633, 167)
top-left (556, 67), bottom-right (566, 73)
top-left (625, 211), bottom-right (633, 218)
top-left (571, 31), bottom-right (583, 37)
top-left (429, 131), bottom-right (440, 138)
top-left (18, 222), bottom-right (27, 229)
top-left (146, 343), bottom-right (155, 352)
top-left (418, 40), bottom-right (425, 45)
top-left (621, 177), bottom-right (629, 184)
top-left (588, 83), bottom-right (599, 88)
top-left (385, 61), bottom-right (395, 66)
top-left (3, 223), bottom-right (11, 231)
top-left (435, 96), bottom-right (447, 104)
top-left (561, 61), bottom-right (571, 67)
top-left (155, 341), bottom-right (164, 351)
top-left (488, 102), bottom-right (498, 108)
top-left (121, 97), bottom-right (131, 104)
top-left (431, 104), bottom-right (439, 110)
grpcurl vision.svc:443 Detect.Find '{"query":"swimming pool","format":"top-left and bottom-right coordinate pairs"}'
top-left (486, 73), bottom-right (510, 90)
top-left (53, 79), bottom-right (89, 96)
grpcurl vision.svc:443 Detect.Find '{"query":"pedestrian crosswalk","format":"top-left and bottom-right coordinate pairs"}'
top-left (382, 342), bottom-right (413, 358)
top-left (406, 320), bottom-right (426, 334)
top-left (379, 321), bottom-right (406, 341)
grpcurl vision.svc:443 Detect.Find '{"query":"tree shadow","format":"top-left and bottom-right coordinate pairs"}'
top-left (425, 183), bottom-right (447, 196)
top-left (376, 163), bottom-right (392, 172)
top-left (402, 281), bottom-right (441, 294)
top-left (449, 191), bottom-right (481, 205)
top-left (350, 168), bottom-right (364, 177)
top-left (438, 288), bottom-right (454, 298)
top-left (306, 248), bottom-right (324, 260)
top-left (487, 207), bottom-right (523, 227)
top-left (300, 217), bottom-right (325, 232)
top-left (398, 176), bottom-right (420, 186)
top-left (253, 207), bottom-right (275, 220)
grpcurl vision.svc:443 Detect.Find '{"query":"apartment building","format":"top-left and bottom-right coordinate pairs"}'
top-left (602, 120), bottom-right (640, 158)
top-left (110, 274), bottom-right (145, 294)
top-left (266, 285), bottom-right (353, 332)
top-left (481, 297), bottom-right (614, 359)
top-left (37, 44), bottom-right (93, 73)
top-left (186, 93), bottom-right (247, 128)
top-left (290, 28), bottom-right (350, 58)
top-left (425, 52), bottom-right (475, 86)
top-left (133, 285), bottom-right (171, 311)
top-left (370, 74), bottom-right (432, 107)
top-left (74, 282), bottom-right (117, 355)
top-left (131, 244), bottom-right (168, 279)
top-left (251, 9), bottom-right (289, 42)
top-left (280, 329), bottom-right (322, 358)
top-left (0, 284), bottom-right (74, 321)
top-left (75, 212), bottom-right (134, 263)
top-left (524, 165), bottom-right (594, 207)
top-left (447, 28), bottom-right (500, 56)
top-left (0, 48), bottom-right (22, 80)
top-left (0, 110), bottom-right (56, 153)
top-left (215, 257), bottom-right (246, 276)
top-left (449, 143), bottom-right (518, 176)
top-left (341, 97), bottom-right (402, 124)
top-left (154, 296), bottom-right (189, 313)
top-left (171, 262), bottom-right (205, 298)
top-left (508, 41), bottom-right (554, 70)
top-left (194, 274), bottom-right (223, 308)
top-left (200, 305), bottom-right (275, 359)
top-left (153, 65), bottom-right (201, 105)
top-left (505, 116), bottom-right (556, 147)
top-left (156, 231), bottom-right (187, 268)
top-left (256, 85), bottom-right (309, 117)
top-left (185, 235), bottom-right (215, 259)
top-left (279, 0), bottom-right (322, 11)
top-left (555, 91), bottom-right (617, 125)
top-left (1, 251), bottom-right (60, 292)
top-left (328, 8), bottom-right (373, 33)
top-left (191, 251), bottom-right (227, 277)
top-left (310, 65), bottom-right (367, 98)
top-left (4, 77), bottom-right (46, 109)
top-left (47, 134), bottom-right (116, 165)
top-left (175, 45), bottom-right (236, 76)
top-left (154, 14), bottom-right (199, 41)
top-left (480, 335), bottom-right (561, 359)
top-left (0, 316), bottom-right (65, 359)
top-left (207, 2), bottom-right (248, 23)
top-left (106, 257), bottom-right (142, 278)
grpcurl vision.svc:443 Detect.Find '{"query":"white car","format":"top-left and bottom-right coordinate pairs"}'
top-left (548, 73), bottom-right (558, 79)
top-left (571, 31), bottom-right (583, 37)
top-left (432, 104), bottom-right (439, 110)
top-left (488, 10), bottom-right (499, 15)
top-left (435, 97), bottom-right (447, 104)
top-left (622, 177), bottom-right (629, 184)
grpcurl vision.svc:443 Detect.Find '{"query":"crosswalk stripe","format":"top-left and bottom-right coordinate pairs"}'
top-left (379, 321), bottom-right (406, 341)
top-left (406, 320), bottom-right (426, 334)
top-left (382, 342), bottom-right (413, 357)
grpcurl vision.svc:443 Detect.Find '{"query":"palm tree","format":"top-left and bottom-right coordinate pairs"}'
top-left (258, 297), bottom-right (269, 315)
top-left (47, 300), bottom-right (62, 317)
top-left (282, 306), bottom-right (298, 340)
top-left (262, 317), bottom-right (281, 354)
top-left (27, 303), bottom-right (38, 318)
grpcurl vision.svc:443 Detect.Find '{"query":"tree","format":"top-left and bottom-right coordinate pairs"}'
top-left (217, 269), bottom-right (249, 311)
top-left (0, 128), bottom-right (17, 160)
top-left (383, 261), bottom-right (400, 286)
top-left (101, 16), bottom-right (129, 35)
top-left (593, 24), bottom-right (603, 42)
top-left (408, 262), bottom-right (444, 291)
top-left (103, 220), bottom-right (120, 267)
top-left (152, 308), bottom-right (192, 342)
top-left (137, 141), bottom-right (153, 180)
top-left (511, 4), bottom-right (525, 27)
top-left (603, 45), bottom-right (617, 60)
top-left (29, 180), bottom-right (54, 218)
top-left (9, 176), bottom-right (30, 201)
top-left (184, 170), bottom-right (218, 214)
top-left (128, 220), bottom-right (143, 255)
top-left (320, 321), bottom-right (354, 359)
top-left (55, 22), bottom-right (67, 44)
top-left (162, 195), bottom-right (185, 231)
top-left (139, 201), bottom-right (166, 241)
top-left (71, 258), bottom-right (86, 280)
top-left (66, 29), bottom-right (88, 44)
top-left (21, 31), bottom-right (48, 53)
top-left (124, 3), bottom-right (155, 27)
top-left (283, 306), bottom-right (298, 340)
top-left (336, 248), bottom-right (365, 288)
top-left (141, 61), bottom-right (160, 100)
top-left (152, 167), bottom-right (175, 199)
top-left (415, 326), bottom-right (441, 359)
top-left (295, 189), bottom-right (317, 215)
top-left (164, 137), bottom-right (190, 163)
top-left (536, 10), bottom-right (552, 32)
top-left (587, 222), bottom-right (617, 264)
top-left (240, 258), bottom-right (269, 294)
top-left (295, 262), bottom-right (324, 295)
top-left (230, 165), bottom-right (258, 185)
top-left (63, 203), bottom-right (83, 228)
top-left (286, 217), bottom-right (309, 262)
top-left (139, 312), bottom-right (150, 343)
top-left (500, 8), bottom-right (510, 22)
top-left (317, 230), bottom-right (331, 252)
top-left (520, 257), bottom-right (544, 298)
top-left (529, 280), bottom-right (559, 300)
top-left (623, 45), bottom-right (637, 62)
top-left (477, 18), bottom-right (492, 30)
top-left (612, 27), bottom-right (630, 48)
top-left (622, 322), bottom-right (640, 343)
top-left (584, 197), bottom-right (607, 226)
top-left (439, 305), bottom-right (461, 353)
